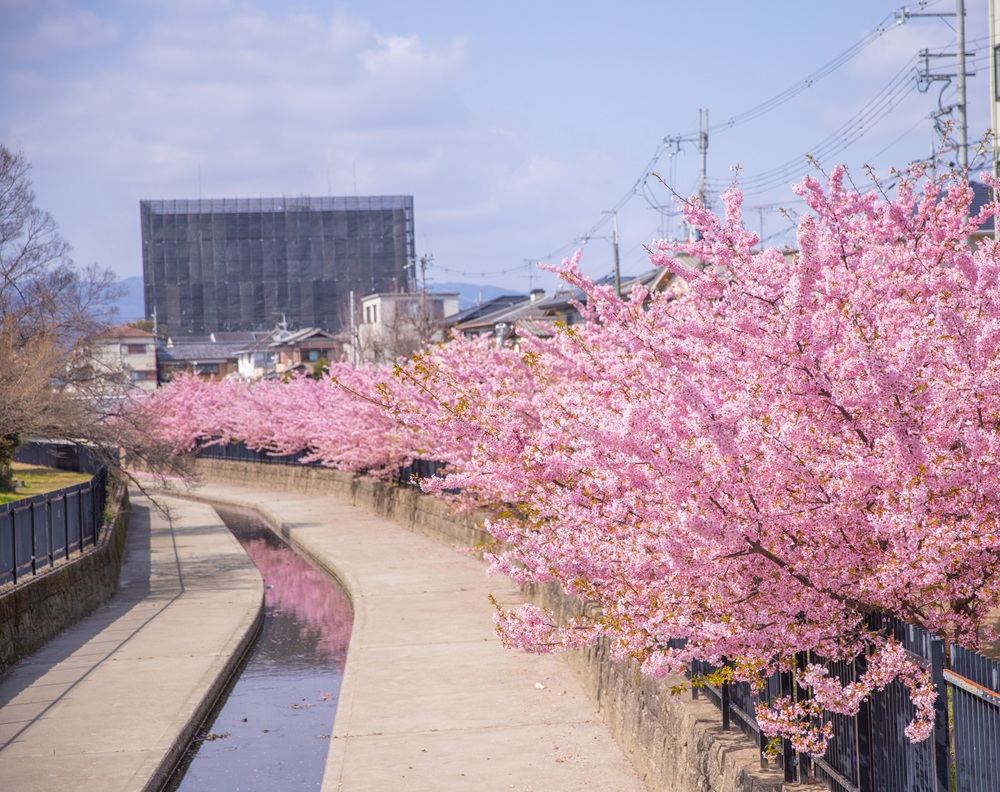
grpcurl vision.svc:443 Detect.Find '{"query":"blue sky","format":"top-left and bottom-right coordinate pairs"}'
top-left (0, 0), bottom-right (991, 296)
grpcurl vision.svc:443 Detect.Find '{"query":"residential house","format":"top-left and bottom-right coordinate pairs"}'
top-left (92, 325), bottom-right (158, 392)
top-left (269, 327), bottom-right (339, 376)
top-left (970, 181), bottom-right (996, 243)
top-left (156, 332), bottom-right (265, 382)
top-left (356, 292), bottom-right (460, 364)
top-left (447, 260), bottom-right (697, 349)
top-left (448, 291), bottom-right (546, 346)
top-left (235, 331), bottom-right (280, 381)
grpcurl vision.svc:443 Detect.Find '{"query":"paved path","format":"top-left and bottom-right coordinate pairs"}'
top-left (0, 493), bottom-right (263, 792)
top-left (0, 479), bottom-right (647, 791)
top-left (177, 481), bottom-right (646, 792)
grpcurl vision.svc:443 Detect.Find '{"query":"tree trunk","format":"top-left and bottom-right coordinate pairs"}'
top-left (0, 434), bottom-right (20, 493)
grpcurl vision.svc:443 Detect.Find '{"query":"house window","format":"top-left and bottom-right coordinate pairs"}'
top-left (125, 344), bottom-right (149, 354)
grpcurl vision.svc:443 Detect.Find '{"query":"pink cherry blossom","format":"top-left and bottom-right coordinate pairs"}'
top-left (130, 165), bottom-right (1000, 755)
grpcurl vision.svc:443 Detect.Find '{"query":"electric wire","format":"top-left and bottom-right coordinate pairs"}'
top-left (704, 55), bottom-right (923, 193)
top-left (524, 0), bottom-right (968, 272)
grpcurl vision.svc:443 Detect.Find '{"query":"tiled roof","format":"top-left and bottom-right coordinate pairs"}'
top-left (447, 295), bottom-right (529, 325)
top-left (157, 341), bottom-right (245, 362)
top-left (98, 325), bottom-right (155, 340)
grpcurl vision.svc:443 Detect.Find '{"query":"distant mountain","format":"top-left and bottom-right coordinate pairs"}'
top-left (111, 276), bottom-right (145, 323)
top-left (108, 276), bottom-right (520, 325)
top-left (427, 281), bottom-right (524, 310)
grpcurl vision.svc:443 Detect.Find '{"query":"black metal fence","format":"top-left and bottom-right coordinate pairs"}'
top-left (196, 440), bottom-right (324, 468)
top-left (0, 466), bottom-right (108, 587)
top-left (949, 646), bottom-right (1000, 791)
top-left (195, 440), bottom-right (449, 488)
top-left (685, 613), bottom-right (1000, 792)
top-left (14, 440), bottom-right (103, 474)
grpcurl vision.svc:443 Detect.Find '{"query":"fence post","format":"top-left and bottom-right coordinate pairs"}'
top-left (855, 651), bottom-right (873, 792)
top-left (758, 723), bottom-right (770, 770)
top-left (720, 679), bottom-right (731, 731)
top-left (29, 500), bottom-right (37, 576)
top-left (930, 636), bottom-right (950, 792)
top-left (80, 487), bottom-right (94, 553)
top-left (46, 499), bottom-right (53, 567)
top-left (795, 651), bottom-right (813, 782)
top-left (780, 669), bottom-right (796, 783)
top-left (61, 492), bottom-right (69, 560)
top-left (10, 509), bottom-right (17, 585)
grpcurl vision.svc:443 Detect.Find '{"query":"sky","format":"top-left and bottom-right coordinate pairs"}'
top-left (0, 0), bottom-right (992, 297)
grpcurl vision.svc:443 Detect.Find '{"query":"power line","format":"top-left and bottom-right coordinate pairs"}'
top-left (704, 8), bottom-right (913, 136)
top-left (528, 2), bottom-right (947, 266)
top-left (704, 56), bottom-right (922, 194)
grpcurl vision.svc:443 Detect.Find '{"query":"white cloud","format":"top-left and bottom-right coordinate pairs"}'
top-left (361, 33), bottom-right (467, 80)
top-left (3, 7), bottom-right (121, 59)
top-left (1, 3), bottom-right (597, 282)
top-left (36, 9), bottom-right (120, 51)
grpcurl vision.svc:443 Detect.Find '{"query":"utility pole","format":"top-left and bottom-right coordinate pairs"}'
top-left (349, 289), bottom-right (356, 366)
top-left (612, 210), bottom-right (621, 297)
top-left (418, 254), bottom-right (432, 345)
top-left (699, 108), bottom-right (709, 210)
top-left (909, 1), bottom-right (971, 170)
top-left (991, 0), bottom-right (999, 237)
top-left (524, 259), bottom-right (535, 292)
top-left (663, 110), bottom-right (709, 241)
top-left (603, 210), bottom-right (622, 297)
top-left (418, 253), bottom-right (431, 294)
top-left (957, 0), bottom-right (968, 171)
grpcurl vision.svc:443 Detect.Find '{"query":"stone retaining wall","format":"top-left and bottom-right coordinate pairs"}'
top-left (0, 483), bottom-right (130, 676)
top-left (193, 458), bottom-right (785, 792)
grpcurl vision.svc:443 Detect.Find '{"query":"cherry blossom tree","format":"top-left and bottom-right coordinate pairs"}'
top-left (137, 362), bottom-right (417, 477)
top-left (382, 165), bottom-right (1000, 751)
top-left (134, 164), bottom-right (1000, 754)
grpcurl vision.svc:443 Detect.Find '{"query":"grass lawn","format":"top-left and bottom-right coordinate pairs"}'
top-left (0, 462), bottom-right (92, 505)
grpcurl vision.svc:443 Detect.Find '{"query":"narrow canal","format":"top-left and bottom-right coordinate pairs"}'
top-left (164, 506), bottom-right (353, 792)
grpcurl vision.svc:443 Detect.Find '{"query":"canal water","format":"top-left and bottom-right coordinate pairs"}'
top-left (164, 506), bottom-right (353, 792)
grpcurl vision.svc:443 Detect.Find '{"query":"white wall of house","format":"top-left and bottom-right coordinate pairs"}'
top-left (357, 292), bottom-right (458, 364)
top-left (94, 329), bottom-right (158, 391)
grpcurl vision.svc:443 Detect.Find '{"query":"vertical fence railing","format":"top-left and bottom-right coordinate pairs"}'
top-left (870, 616), bottom-right (950, 792)
top-left (807, 649), bottom-right (864, 792)
top-left (392, 458), bottom-right (450, 488)
top-left (681, 616), bottom-right (962, 792)
top-left (194, 440), bottom-right (324, 467)
top-left (13, 441), bottom-right (102, 474)
top-left (0, 466), bottom-right (107, 587)
top-left (949, 646), bottom-right (1000, 791)
top-left (195, 441), bottom-right (452, 489)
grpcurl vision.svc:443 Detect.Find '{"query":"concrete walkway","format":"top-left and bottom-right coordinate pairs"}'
top-left (175, 480), bottom-right (646, 792)
top-left (0, 493), bottom-right (263, 792)
top-left (0, 479), bottom-right (647, 791)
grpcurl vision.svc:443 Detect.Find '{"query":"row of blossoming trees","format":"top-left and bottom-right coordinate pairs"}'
top-left (134, 166), bottom-right (1000, 754)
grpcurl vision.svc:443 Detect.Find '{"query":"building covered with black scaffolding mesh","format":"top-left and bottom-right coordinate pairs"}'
top-left (140, 195), bottom-right (415, 336)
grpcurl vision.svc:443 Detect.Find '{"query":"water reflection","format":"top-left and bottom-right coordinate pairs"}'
top-left (165, 507), bottom-right (353, 792)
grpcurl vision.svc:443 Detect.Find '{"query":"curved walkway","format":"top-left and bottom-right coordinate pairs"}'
top-left (0, 480), bottom-right (646, 791)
